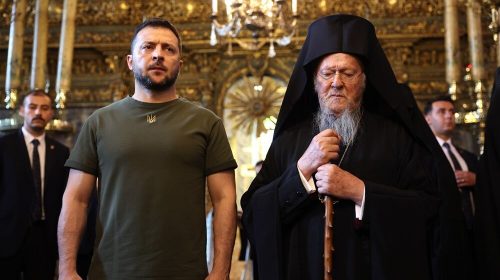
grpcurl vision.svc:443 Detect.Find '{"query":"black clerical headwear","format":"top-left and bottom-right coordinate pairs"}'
top-left (274, 14), bottom-right (403, 139)
top-left (273, 15), bottom-right (451, 176)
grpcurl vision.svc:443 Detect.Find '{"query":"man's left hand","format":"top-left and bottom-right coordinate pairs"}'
top-left (315, 163), bottom-right (365, 205)
top-left (455, 170), bottom-right (476, 188)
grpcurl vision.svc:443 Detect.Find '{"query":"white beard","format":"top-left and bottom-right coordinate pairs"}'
top-left (314, 106), bottom-right (362, 146)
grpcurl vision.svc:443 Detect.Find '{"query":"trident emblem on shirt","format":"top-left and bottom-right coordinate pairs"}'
top-left (146, 114), bottom-right (156, 124)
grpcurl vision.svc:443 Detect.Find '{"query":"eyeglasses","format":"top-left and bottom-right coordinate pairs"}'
top-left (316, 68), bottom-right (363, 84)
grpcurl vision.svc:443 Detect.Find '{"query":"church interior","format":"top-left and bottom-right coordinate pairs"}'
top-left (1, 0), bottom-right (499, 278)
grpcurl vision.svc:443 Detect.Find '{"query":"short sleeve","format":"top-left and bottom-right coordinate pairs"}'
top-left (204, 119), bottom-right (237, 175)
top-left (65, 116), bottom-right (99, 176)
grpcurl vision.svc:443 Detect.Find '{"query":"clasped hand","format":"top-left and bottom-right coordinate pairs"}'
top-left (297, 129), bottom-right (341, 179)
top-left (298, 129), bottom-right (364, 204)
top-left (455, 170), bottom-right (476, 188)
top-left (315, 164), bottom-right (364, 205)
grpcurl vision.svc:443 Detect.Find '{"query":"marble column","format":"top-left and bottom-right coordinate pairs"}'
top-left (444, 0), bottom-right (461, 100)
top-left (55, 0), bottom-right (78, 110)
top-left (466, 0), bottom-right (486, 81)
top-left (30, 0), bottom-right (50, 91)
top-left (467, 0), bottom-right (487, 149)
top-left (495, 8), bottom-right (500, 67)
top-left (5, 0), bottom-right (27, 109)
top-left (498, 32), bottom-right (500, 67)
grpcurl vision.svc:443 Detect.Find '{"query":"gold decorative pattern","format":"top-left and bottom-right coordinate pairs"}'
top-left (409, 81), bottom-right (449, 97)
top-left (225, 75), bottom-right (285, 136)
top-left (0, 0), bottom-right (497, 218)
top-left (0, 0), bottom-right (497, 111)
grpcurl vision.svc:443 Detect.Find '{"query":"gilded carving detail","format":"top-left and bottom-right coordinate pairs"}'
top-left (70, 80), bottom-right (127, 104)
top-left (409, 81), bottom-right (449, 97)
top-left (178, 87), bottom-right (202, 102)
top-left (298, 0), bottom-right (444, 18)
top-left (72, 58), bottom-right (112, 75)
top-left (375, 18), bottom-right (443, 35)
top-left (0, 0), bottom-right (495, 111)
top-left (0, 0), bottom-right (447, 28)
top-left (76, 30), bottom-right (133, 45)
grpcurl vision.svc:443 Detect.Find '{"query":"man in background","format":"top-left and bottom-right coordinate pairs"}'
top-left (424, 95), bottom-right (478, 279)
top-left (238, 160), bottom-right (264, 280)
top-left (0, 90), bottom-right (94, 279)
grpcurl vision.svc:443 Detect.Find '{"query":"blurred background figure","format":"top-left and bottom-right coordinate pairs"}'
top-left (474, 68), bottom-right (500, 280)
top-left (0, 90), bottom-right (67, 280)
top-left (424, 95), bottom-right (478, 279)
top-left (238, 160), bottom-right (263, 280)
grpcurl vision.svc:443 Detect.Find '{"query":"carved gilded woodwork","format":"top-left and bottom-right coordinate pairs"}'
top-left (0, 0), bottom-right (498, 213)
top-left (0, 0), bottom-right (498, 113)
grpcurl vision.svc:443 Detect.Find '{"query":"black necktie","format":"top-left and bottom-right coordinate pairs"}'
top-left (443, 142), bottom-right (474, 229)
top-left (442, 142), bottom-right (462, 171)
top-left (32, 139), bottom-right (42, 221)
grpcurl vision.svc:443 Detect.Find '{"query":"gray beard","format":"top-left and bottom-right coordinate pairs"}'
top-left (314, 107), bottom-right (363, 146)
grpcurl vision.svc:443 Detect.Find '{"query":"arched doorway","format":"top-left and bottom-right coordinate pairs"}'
top-left (222, 74), bottom-right (286, 209)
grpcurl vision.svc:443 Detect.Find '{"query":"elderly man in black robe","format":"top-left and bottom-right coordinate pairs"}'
top-left (241, 14), bottom-right (467, 280)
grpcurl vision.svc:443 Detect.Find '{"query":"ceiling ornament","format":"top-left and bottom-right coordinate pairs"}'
top-left (209, 0), bottom-right (298, 57)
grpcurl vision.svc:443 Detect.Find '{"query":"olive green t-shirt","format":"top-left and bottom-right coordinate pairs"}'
top-left (66, 97), bottom-right (237, 280)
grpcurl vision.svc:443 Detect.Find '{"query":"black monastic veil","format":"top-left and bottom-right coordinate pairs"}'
top-left (475, 68), bottom-right (500, 280)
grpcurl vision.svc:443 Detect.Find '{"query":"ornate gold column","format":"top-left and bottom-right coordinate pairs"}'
top-left (444, 0), bottom-right (461, 100)
top-left (46, 0), bottom-right (77, 132)
top-left (498, 27), bottom-right (500, 67)
top-left (466, 0), bottom-right (488, 149)
top-left (466, 0), bottom-right (486, 82)
top-left (4, 0), bottom-right (27, 109)
top-left (492, 7), bottom-right (500, 67)
top-left (30, 0), bottom-right (50, 91)
top-left (55, 0), bottom-right (77, 110)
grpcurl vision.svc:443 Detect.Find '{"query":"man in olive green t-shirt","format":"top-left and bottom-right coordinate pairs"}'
top-left (57, 18), bottom-right (238, 280)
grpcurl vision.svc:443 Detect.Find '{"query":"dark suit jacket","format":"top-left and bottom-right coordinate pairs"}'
top-left (457, 146), bottom-right (478, 174)
top-left (456, 145), bottom-right (478, 190)
top-left (0, 129), bottom-right (69, 258)
top-left (455, 146), bottom-right (479, 279)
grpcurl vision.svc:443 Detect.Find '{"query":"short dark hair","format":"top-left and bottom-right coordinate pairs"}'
top-left (22, 90), bottom-right (52, 106)
top-left (130, 18), bottom-right (182, 54)
top-left (423, 95), bottom-right (454, 115)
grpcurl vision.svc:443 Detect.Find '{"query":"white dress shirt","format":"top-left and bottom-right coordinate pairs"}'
top-left (22, 127), bottom-right (47, 220)
top-left (435, 137), bottom-right (469, 171)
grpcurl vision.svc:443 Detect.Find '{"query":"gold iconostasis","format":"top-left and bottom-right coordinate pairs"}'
top-left (1, 0), bottom-right (500, 206)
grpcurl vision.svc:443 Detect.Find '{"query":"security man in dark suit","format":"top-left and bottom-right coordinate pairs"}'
top-left (0, 90), bottom-right (94, 279)
top-left (424, 95), bottom-right (478, 279)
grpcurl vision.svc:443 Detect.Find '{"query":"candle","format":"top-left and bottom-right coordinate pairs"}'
top-left (292, 0), bottom-right (297, 14)
top-left (212, 0), bottom-right (217, 14)
top-left (225, 0), bottom-right (232, 20)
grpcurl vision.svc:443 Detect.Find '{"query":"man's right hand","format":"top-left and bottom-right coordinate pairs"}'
top-left (298, 129), bottom-right (341, 180)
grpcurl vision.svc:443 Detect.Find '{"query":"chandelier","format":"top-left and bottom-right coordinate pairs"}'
top-left (210, 0), bottom-right (298, 57)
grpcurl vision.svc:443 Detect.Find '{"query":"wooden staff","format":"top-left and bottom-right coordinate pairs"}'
top-left (323, 196), bottom-right (334, 280)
